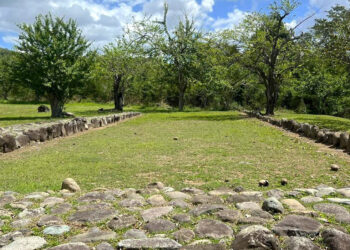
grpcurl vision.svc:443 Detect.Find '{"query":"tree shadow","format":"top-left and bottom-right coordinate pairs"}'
top-left (168, 113), bottom-right (248, 122)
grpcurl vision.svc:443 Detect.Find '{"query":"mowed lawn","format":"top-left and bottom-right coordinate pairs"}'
top-left (0, 111), bottom-right (349, 193)
top-left (275, 110), bottom-right (350, 133)
top-left (0, 102), bottom-right (116, 127)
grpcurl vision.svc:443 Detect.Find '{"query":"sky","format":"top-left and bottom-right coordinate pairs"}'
top-left (0, 0), bottom-right (349, 50)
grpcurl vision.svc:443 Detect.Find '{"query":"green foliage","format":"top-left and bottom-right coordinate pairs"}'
top-left (14, 13), bottom-right (95, 117)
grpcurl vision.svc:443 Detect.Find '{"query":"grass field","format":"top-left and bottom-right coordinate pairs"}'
top-left (0, 102), bottom-right (116, 127)
top-left (0, 111), bottom-right (349, 193)
top-left (275, 110), bottom-right (350, 133)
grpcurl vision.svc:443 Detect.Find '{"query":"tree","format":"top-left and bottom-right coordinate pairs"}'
top-left (0, 48), bottom-right (16, 100)
top-left (235, 0), bottom-right (302, 115)
top-left (15, 14), bottom-right (95, 117)
top-left (131, 3), bottom-right (202, 110)
top-left (98, 38), bottom-right (143, 111)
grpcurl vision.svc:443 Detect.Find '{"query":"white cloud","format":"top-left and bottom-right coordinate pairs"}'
top-left (2, 35), bottom-right (18, 44)
top-left (0, 0), bottom-right (218, 48)
top-left (212, 8), bottom-right (247, 30)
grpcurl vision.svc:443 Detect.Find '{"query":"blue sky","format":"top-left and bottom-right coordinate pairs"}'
top-left (0, 0), bottom-right (348, 50)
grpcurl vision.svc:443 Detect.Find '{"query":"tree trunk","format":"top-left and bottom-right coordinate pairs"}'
top-left (48, 95), bottom-right (64, 118)
top-left (178, 72), bottom-right (186, 111)
top-left (265, 80), bottom-right (278, 116)
top-left (113, 74), bottom-right (123, 111)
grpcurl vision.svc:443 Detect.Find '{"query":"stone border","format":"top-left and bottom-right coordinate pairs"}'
top-left (246, 111), bottom-right (350, 154)
top-left (0, 112), bottom-right (141, 153)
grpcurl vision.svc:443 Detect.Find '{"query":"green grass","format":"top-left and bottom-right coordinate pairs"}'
top-left (275, 110), bottom-right (350, 133)
top-left (0, 102), bottom-right (118, 127)
top-left (0, 111), bottom-right (349, 193)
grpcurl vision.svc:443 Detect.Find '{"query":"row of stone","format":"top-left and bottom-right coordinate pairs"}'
top-left (1, 180), bottom-right (350, 249)
top-left (0, 112), bottom-right (141, 153)
top-left (246, 111), bottom-right (350, 153)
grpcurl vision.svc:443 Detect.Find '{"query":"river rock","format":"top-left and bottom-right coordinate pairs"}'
top-left (172, 214), bottom-right (191, 223)
top-left (71, 227), bottom-right (116, 243)
top-left (215, 209), bottom-right (242, 223)
top-left (61, 178), bottom-right (80, 192)
top-left (118, 238), bottom-right (181, 249)
top-left (144, 219), bottom-right (176, 233)
top-left (96, 242), bottom-right (114, 250)
top-left (195, 219), bottom-right (233, 239)
top-left (262, 197), bottom-right (284, 214)
top-left (107, 215), bottom-right (137, 230)
top-left (2, 236), bottom-right (46, 250)
top-left (284, 236), bottom-right (320, 250)
top-left (48, 242), bottom-right (90, 250)
top-left (231, 225), bottom-right (279, 250)
top-left (236, 202), bottom-right (260, 210)
top-left (141, 206), bottom-right (173, 221)
top-left (37, 215), bottom-right (64, 227)
top-left (322, 228), bottom-right (350, 250)
top-left (124, 229), bottom-right (147, 239)
top-left (273, 215), bottom-right (322, 236)
top-left (300, 196), bottom-right (323, 204)
top-left (173, 229), bottom-right (195, 243)
top-left (147, 195), bottom-right (166, 206)
top-left (190, 204), bottom-right (226, 216)
top-left (43, 225), bottom-right (70, 235)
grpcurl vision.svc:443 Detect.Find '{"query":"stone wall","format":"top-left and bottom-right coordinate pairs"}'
top-left (246, 111), bottom-right (350, 154)
top-left (0, 112), bottom-right (141, 153)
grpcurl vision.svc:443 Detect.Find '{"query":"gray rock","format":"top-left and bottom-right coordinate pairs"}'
top-left (0, 195), bottom-right (17, 207)
top-left (77, 191), bottom-right (115, 202)
top-left (40, 197), bottom-right (64, 208)
top-left (107, 215), bottom-right (137, 230)
top-left (339, 133), bottom-right (349, 149)
top-left (262, 197), bottom-right (284, 214)
top-left (181, 244), bottom-right (226, 250)
top-left (284, 236), bottom-right (320, 250)
top-left (95, 242), bottom-right (114, 250)
top-left (141, 206), bottom-right (173, 221)
top-left (124, 229), bottom-right (147, 239)
top-left (37, 215), bottom-right (64, 227)
top-left (144, 219), bottom-right (176, 233)
top-left (300, 196), bottom-right (323, 204)
top-left (190, 204), bottom-right (226, 216)
top-left (337, 188), bottom-right (350, 198)
top-left (10, 201), bottom-right (33, 210)
top-left (147, 195), bottom-right (166, 206)
top-left (249, 209), bottom-right (274, 219)
top-left (51, 203), bottom-right (72, 214)
top-left (173, 229), bottom-right (195, 243)
top-left (322, 228), bottom-right (350, 250)
top-left (181, 187), bottom-right (205, 195)
top-left (315, 187), bottom-right (335, 197)
top-left (18, 208), bottom-right (45, 219)
top-left (43, 225), bottom-right (70, 235)
top-left (327, 198), bottom-right (350, 205)
top-left (148, 182), bottom-right (165, 190)
top-left (195, 219), bottom-right (233, 239)
top-left (168, 199), bottom-right (189, 208)
top-left (208, 188), bottom-right (236, 196)
top-left (267, 189), bottom-right (284, 199)
top-left (71, 227), bottom-right (116, 243)
top-left (2, 236), bottom-right (46, 250)
top-left (286, 191), bottom-right (301, 198)
top-left (61, 178), bottom-right (80, 192)
top-left (227, 192), bottom-right (263, 203)
top-left (231, 225), bottom-right (279, 250)
top-left (172, 214), bottom-right (191, 223)
top-left (273, 215), bottom-right (322, 236)
top-left (118, 238), bottom-right (181, 249)
top-left (69, 204), bottom-right (117, 223)
top-left (238, 216), bottom-right (270, 225)
top-left (166, 191), bottom-right (191, 200)
top-left (314, 203), bottom-right (350, 224)
top-left (48, 242), bottom-right (90, 250)
top-left (215, 209), bottom-right (242, 223)
top-left (11, 218), bottom-right (32, 228)
top-left (191, 194), bottom-right (223, 205)
top-left (119, 198), bottom-right (145, 207)
top-left (282, 199), bottom-right (307, 212)
top-left (236, 202), bottom-right (260, 210)
top-left (0, 232), bottom-right (23, 247)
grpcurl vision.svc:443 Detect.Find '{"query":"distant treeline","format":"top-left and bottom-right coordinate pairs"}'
top-left (0, 1), bottom-right (349, 117)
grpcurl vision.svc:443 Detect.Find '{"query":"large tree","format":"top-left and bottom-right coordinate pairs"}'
top-left (131, 3), bottom-right (202, 110)
top-left (235, 0), bottom-right (302, 115)
top-left (15, 14), bottom-right (95, 117)
top-left (0, 48), bottom-right (16, 100)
